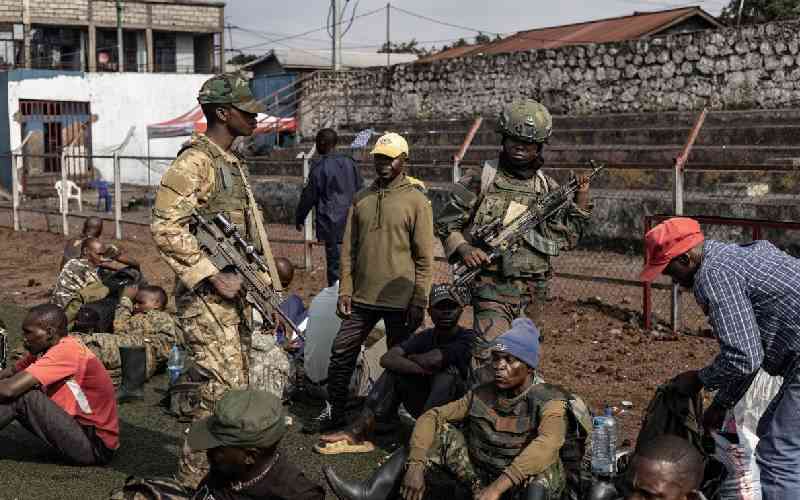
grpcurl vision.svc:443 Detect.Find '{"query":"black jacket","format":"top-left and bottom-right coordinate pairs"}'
top-left (195, 454), bottom-right (325, 500)
top-left (295, 152), bottom-right (363, 243)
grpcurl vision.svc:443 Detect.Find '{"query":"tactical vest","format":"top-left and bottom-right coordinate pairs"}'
top-left (178, 140), bottom-right (257, 249)
top-left (467, 382), bottom-right (568, 476)
top-left (470, 160), bottom-right (560, 277)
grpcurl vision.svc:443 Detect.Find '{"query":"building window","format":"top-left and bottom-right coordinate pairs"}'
top-left (154, 32), bottom-right (176, 72)
top-left (96, 29), bottom-right (142, 72)
top-left (0, 24), bottom-right (23, 69)
top-left (30, 27), bottom-right (86, 70)
top-left (19, 100), bottom-right (92, 185)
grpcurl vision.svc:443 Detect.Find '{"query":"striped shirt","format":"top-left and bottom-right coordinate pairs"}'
top-left (694, 240), bottom-right (800, 408)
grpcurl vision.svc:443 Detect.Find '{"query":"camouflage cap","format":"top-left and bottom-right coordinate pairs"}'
top-left (496, 99), bottom-right (553, 144)
top-left (197, 73), bottom-right (266, 114)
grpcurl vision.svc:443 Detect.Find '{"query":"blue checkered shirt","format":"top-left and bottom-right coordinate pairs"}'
top-left (694, 240), bottom-right (800, 408)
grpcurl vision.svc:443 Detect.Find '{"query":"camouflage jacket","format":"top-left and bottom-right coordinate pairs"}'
top-left (151, 133), bottom-right (253, 323)
top-left (113, 296), bottom-right (179, 343)
top-left (52, 258), bottom-right (100, 308)
top-left (435, 159), bottom-right (591, 277)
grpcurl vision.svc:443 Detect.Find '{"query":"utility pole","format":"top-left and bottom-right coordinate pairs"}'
top-left (331, 0), bottom-right (340, 70)
top-left (386, 3), bottom-right (390, 67)
top-left (737, 0), bottom-right (745, 27)
top-left (227, 24), bottom-right (234, 58)
top-left (115, 0), bottom-right (124, 72)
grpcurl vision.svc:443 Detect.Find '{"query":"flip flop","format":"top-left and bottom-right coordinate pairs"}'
top-left (313, 439), bottom-right (376, 455)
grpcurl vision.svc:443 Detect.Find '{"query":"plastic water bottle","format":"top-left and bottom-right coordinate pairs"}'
top-left (591, 405), bottom-right (618, 476)
top-left (167, 345), bottom-right (184, 384)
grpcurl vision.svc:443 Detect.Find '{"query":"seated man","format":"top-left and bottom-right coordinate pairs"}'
top-left (317, 283), bottom-right (476, 454)
top-left (623, 435), bottom-right (705, 500)
top-left (60, 216), bottom-right (104, 270)
top-left (52, 237), bottom-right (138, 314)
top-left (0, 304), bottom-right (118, 465)
top-left (76, 284), bottom-right (178, 389)
top-left (324, 318), bottom-right (569, 500)
top-left (189, 389), bottom-right (325, 500)
top-left (249, 257), bottom-right (304, 402)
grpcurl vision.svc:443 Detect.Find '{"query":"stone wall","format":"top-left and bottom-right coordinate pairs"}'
top-left (299, 19), bottom-right (800, 133)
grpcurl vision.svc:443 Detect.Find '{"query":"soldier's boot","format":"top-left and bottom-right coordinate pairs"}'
top-left (117, 346), bottom-right (146, 403)
top-left (323, 447), bottom-right (408, 500)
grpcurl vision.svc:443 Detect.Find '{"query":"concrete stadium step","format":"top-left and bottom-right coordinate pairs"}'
top-left (265, 143), bottom-right (800, 165)
top-left (248, 159), bottom-right (800, 193)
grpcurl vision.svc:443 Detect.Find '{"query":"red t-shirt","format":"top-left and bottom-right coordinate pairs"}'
top-left (15, 336), bottom-right (119, 450)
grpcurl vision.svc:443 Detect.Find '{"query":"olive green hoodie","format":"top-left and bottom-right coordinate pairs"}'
top-left (339, 173), bottom-right (434, 309)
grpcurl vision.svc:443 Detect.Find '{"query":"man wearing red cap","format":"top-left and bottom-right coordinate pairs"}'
top-left (640, 217), bottom-right (800, 500)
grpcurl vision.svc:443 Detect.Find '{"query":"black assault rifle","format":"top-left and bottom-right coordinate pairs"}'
top-left (452, 161), bottom-right (606, 294)
top-left (193, 211), bottom-right (302, 339)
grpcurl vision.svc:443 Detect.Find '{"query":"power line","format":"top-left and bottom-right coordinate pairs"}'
top-left (389, 5), bottom-right (503, 36)
top-left (234, 5), bottom-right (385, 53)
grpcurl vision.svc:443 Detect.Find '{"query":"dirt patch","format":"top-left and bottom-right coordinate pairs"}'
top-left (0, 227), bottom-right (719, 497)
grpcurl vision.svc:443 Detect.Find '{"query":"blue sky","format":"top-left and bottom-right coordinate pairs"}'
top-left (224, 0), bottom-right (729, 58)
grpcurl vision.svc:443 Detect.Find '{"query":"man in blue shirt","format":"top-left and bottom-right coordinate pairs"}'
top-left (295, 128), bottom-right (363, 287)
top-left (640, 217), bottom-right (800, 500)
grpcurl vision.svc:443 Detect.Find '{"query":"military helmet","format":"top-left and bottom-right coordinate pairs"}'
top-left (198, 72), bottom-right (266, 114)
top-left (496, 99), bottom-right (552, 144)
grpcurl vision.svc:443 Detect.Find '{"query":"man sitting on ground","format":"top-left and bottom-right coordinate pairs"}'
top-left (0, 304), bottom-right (118, 465)
top-left (60, 216), bottom-right (104, 269)
top-left (317, 283), bottom-right (476, 454)
top-left (324, 318), bottom-right (570, 500)
top-left (76, 284), bottom-right (178, 387)
top-left (189, 389), bottom-right (325, 499)
top-left (52, 237), bottom-right (138, 312)
top-left (623, 434), bottom-right (705, 500)
top-left (249, 257), bottom-right (304, 401)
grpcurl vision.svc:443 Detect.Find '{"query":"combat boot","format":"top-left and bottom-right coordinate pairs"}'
top-left (117, 346), bottom-right (146, 403)
top-left (323, 447), bottom-right (408, 500)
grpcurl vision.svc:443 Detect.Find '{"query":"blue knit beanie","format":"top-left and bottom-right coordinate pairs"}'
top-left (492, 318), bottom-right (540, 369)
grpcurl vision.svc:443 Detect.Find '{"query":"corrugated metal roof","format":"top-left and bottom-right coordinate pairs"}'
top-left (419, 6), bottom-right (721, 63)
top-left (244, 49), bottom-right (418, 71)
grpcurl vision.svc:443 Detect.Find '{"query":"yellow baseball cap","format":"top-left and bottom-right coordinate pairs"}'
top-left (370, 132), bottom-right (409, 158)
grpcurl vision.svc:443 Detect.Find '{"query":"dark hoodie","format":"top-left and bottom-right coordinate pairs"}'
top-left (340, 173), bottom-right (434, 309)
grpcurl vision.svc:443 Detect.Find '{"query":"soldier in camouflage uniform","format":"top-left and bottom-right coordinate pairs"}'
top-left (150, 72), bottom-right (279, 489)
top-left (52, 237), bottom-right (133, 309)
top-left (325, 318), bottom-right (587, 500)
top-left (75, 285), bottom-right (179, 384)
top-left (435, 100), bottom-right (592, 384)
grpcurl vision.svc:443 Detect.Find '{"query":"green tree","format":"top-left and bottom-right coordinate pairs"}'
top-left (719, 0), bottom-right (800, 25)
top-left (379, 39), bottom-right (424, 54)
top-left (227, 53), bottom-right (259, 65)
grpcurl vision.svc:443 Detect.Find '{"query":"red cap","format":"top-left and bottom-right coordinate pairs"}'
top-left (640, 217), bottom-right (704, 282)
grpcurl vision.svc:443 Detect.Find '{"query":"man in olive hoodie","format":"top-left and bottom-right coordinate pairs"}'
top-left (315, 132), bottom-right (434, 433)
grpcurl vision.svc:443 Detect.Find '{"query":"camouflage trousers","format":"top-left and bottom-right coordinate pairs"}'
top-left (176, 296), bottom-right (249, 490)
top-left (470, 274), bottom-right (549, 386)
top-left (74, 333), bottom-right (172, 385)
top-left (427, 423), bottom-right (564, 500)
top-left (249, 333), bottom-right (294, 402)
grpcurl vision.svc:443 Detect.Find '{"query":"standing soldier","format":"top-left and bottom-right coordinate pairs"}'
top-left (435, 100), bottom-right (592, 382)
top-left (151, 73), bottom-right (279, 488)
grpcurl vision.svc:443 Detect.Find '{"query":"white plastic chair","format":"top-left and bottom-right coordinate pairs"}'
top-left (54, 180), bottom-right (83, 212)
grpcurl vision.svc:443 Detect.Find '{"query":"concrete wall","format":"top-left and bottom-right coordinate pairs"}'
top-left (300, 19), bottom-right (800, 132)
top-left (0, 0), bottom-right (222, 31)
top-left (5, 70), bottom-right (211, 184)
